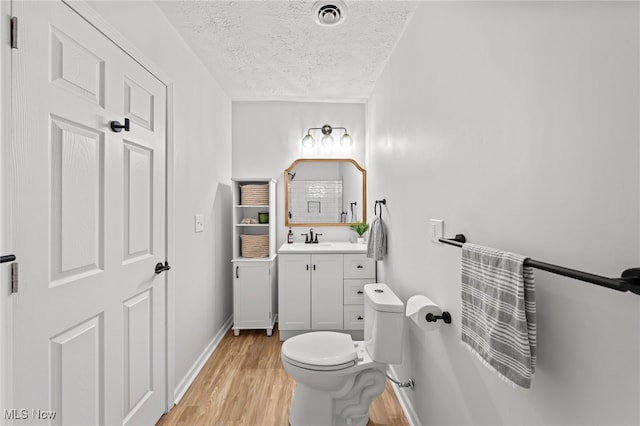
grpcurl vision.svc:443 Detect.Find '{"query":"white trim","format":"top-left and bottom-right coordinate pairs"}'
top-left (165, 83), bottom-right (176, 412)
top-left (387, 365), bottom-right (421, 426)
top-left (172, 316), bottom-right (233, 405)
top-left (0, 3), bottom-right (13, 424)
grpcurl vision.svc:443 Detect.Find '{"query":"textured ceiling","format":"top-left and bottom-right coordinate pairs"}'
top-left (155, 1), bottom-right (417, 101)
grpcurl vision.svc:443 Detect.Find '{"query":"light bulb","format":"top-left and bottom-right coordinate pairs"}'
top-left (340, 133), bottom-right (353, 147)
top-left (302, 134), bottom-right (315, 148)
top-left (321, 134), bottom-right (334, 147)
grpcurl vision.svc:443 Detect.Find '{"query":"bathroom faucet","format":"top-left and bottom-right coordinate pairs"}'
top-left (301, 228), bottom-right (322, 244)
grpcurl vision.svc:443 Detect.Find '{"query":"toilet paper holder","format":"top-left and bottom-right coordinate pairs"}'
top-left (425, 311), bottom-right (452, 324)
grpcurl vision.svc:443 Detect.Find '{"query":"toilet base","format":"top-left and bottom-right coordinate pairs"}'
top-left (288, 367), bottom-right (386, 426)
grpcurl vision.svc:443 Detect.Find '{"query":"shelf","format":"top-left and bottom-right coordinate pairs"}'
top-left (235, 223), bottom-right (269, 227)
top-left (232, 254), bottom-right (277, 262)
top-left (235, 204), bottom-right (269, 208)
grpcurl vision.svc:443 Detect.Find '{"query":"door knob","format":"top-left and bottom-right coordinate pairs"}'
top-left (110, 118), bottom-right (130, 132)
top-left (155, 261), bottom-right (171, 274)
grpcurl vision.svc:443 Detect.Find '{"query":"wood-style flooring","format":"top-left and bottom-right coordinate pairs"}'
top-left (157, 327), bottom-right (409, 426)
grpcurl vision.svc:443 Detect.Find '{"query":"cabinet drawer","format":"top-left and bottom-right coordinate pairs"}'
top-left (344, 279), bottom-right (375, 305)
top-left (343, 254), bottom-right (375, 279)
top-left (343, 305), bottom-right (365, 330)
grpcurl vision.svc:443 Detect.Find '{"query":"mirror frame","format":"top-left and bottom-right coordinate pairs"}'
top-left (284, 158), bottom-right (367, 227)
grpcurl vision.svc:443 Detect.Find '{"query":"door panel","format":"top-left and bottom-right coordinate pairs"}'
top-left (50, 25), bottom-right (105, 107)
top-left (50, 315), bottom-right (103, 426)
top-left (123, 289), bottom-right (153, 421)
top-left (10, 2), bottom-right (167, 424)
top-left (123, 141), bottom-right (153, 261)
top-left (51, 116), bottom-right (105, 284)
top-left (125, 77), bottom-right (154, 130)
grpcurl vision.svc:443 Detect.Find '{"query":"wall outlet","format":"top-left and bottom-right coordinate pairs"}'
top-left (195, 214), bottom-right (204, 233)
top-left (430, 219), bottom-right (443, 243)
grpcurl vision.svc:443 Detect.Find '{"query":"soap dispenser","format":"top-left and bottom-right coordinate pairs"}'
top-left (287, 227), bottom-right (293, 244)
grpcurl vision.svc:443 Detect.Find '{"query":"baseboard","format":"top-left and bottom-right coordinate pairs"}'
top-left (173, 316), bottom-right (233, 404)
top-left (387, 365), bottom-right (421, 426)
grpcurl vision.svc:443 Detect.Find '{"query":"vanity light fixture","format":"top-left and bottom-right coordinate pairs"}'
top-left (302, 124), bottom-right (352, 148)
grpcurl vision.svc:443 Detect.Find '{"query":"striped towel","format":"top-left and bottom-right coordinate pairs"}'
top-left (461, 243), bottom-right (536, 389)
top-left (366, 216), bottom-right (387, 261)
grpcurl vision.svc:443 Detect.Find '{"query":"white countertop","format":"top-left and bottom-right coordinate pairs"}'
top-left (278, 242), bottom-right (368, 254)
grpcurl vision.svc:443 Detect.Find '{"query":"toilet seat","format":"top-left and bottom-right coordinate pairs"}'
top-left (282, 331), bottom-right (357, 371)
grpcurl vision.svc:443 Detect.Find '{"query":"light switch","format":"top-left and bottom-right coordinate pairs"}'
top-left (194, 214), bottom-right (204, 233)
top-left (430, 219), bottom-right (443, 243)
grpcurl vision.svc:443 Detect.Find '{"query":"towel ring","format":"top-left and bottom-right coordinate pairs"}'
top-left (374, 199), bottom-right (386, 219)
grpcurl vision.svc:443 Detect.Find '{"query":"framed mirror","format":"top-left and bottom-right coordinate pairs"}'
top-left (284, 158), bottom-right (366, 227)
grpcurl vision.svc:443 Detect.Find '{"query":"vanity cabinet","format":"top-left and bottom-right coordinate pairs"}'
top-left (342, 254), bottom-right (376, 330)
top-left (278, 253), bottom-right (343, 330)
top-left (278, 246), bottom-right (376, 340)
top-left (233, 261), bottom-right (276, 336)
top-left (231, 178), bottom-right (277, 336)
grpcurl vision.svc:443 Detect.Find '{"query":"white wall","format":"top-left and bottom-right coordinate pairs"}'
top-left (87, 1), bottom-right (233, 402)
top-left (232, 101), bottom-right (366, 246)
top-left (367, 2), bottom-right (640, 425)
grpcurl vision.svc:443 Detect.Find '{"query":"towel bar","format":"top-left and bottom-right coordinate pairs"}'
top-left (439, 234), bottom-right (640, 296)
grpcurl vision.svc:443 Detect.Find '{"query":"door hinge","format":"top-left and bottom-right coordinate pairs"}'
top-left (10, 16), bottom-right (18, 49)
top-left (10, 263), bottom-right (18, 293)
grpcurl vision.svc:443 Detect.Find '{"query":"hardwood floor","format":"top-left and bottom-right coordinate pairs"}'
top-left (157, 327), bottom-right (409, 426)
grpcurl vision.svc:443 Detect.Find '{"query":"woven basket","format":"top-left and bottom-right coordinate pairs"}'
top-left (240, 234), bottom-right (269, 258)
top-left (240, 184), bottom-right (269, 205)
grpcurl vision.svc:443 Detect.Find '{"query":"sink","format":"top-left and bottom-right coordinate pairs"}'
top-left (278, 242), bottom-right (367, 254)
top-left (289, 243), bottom-right (332, 249)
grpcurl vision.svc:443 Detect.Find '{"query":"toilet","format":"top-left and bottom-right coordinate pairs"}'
top-left (281, 283), bottom-right (404, 426)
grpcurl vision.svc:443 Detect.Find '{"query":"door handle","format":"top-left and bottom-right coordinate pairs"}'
top-left (236, 266), bottom-right (239, 278)
top-left (357, 265), bottom-right (364, 269)
top-left (155, 261), bottom-right (171, 274)
top-left (0, 254), bottom-right (16, 264)
top-left (356, 290), bottom-right (363, 294)
top-left (110, 118), bottom-right (130, 133)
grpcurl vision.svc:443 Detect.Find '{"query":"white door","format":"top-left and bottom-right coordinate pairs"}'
top-left (9, 2), bottom-right (167, 425)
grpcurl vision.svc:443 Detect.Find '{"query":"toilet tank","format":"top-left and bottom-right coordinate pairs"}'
top-left (363, 283), bottom-right (404, 364)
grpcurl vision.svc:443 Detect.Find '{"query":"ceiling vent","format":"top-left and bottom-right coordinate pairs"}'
top-left (313, 1), bottom-right (347, 27)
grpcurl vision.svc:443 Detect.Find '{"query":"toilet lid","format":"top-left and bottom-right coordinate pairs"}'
top-left (282, 332), bottom-right (357, 368)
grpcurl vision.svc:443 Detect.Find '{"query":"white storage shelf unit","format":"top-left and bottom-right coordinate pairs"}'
top-left (232, 178), bottom-right (276, 260)
top-left (231, 178), bottom-right (277, 337)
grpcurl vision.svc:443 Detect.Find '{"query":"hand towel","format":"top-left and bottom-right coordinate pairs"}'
top-left (366, 216), bottom-right (387, 261)
top-left (461, 243), bottom-right (536, 388)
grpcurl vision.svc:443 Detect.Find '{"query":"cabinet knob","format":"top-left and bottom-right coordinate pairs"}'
top-left (356, 290), bottom-right (363, 294)
top-left (357, 265), bottom-right (364, 269)
top-left (357, 316), bottom-right (364, 320)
